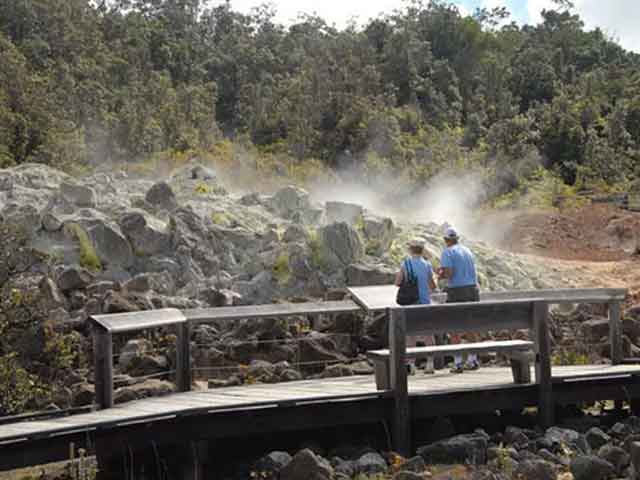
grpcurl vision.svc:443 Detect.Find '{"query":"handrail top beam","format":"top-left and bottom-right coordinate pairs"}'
top-left (184, 300), bottom-right (360, 324)
top-left (90, 308), bottom-right (186, 333)
top-left (349, 286), bottom-right (627, 312)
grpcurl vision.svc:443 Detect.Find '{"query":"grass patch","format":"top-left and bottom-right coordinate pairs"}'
top-left (64, 223), bottom-right (102, 272)
top-left (307, 230), bottom-right (328, 271)
top-left (490, 167), bottom-right (590, 211)
top-left (272, 253), bottom-right (291, 285)
top-left (552, 349), bottom-right (590, 366)
top-left (211, 211), bottom-right (232, 226)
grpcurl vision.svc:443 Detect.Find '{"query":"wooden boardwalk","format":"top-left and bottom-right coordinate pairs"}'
top-left (1, 287), bottom-right (635, 476)
top-left (2, 365), bottom-right (640, 448)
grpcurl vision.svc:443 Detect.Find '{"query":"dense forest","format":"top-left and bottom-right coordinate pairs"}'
top-left (1, 0), bottom-right (640, 194)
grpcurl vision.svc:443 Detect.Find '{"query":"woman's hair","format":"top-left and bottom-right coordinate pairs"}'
top-left (409, 245), bottom-right (424, 256)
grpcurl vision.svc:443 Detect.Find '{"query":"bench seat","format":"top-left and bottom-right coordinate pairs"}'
top-left (367, 340), bottom-right (534, 389)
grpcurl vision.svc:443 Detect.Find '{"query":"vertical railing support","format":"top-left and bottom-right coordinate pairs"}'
top-left (93, 325), bottom-right (114, 410)
top-left (609, 301), bottom-right (622, 365)
top-left (176, 321), bottom-right (192, 392)
top-left (533, 301), bottom-right (553, 427)
top-left (389, 307), bottom-right (410, 456)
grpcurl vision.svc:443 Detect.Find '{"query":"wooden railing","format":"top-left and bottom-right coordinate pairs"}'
top-left (89, 288), bottom-right (626, 455)
top-left (387, 300), bottom-right (551, 454)
top-left (382, 288), bottom-right (626, 455)
top-left (91, 309), bottom-right (191, 409)
top-left (90, 301), bottom-right (361, 409)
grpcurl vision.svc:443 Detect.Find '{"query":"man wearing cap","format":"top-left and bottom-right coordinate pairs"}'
top-left (437, 227), bottom-right (480, 373)
top-left (395, 237), bottom-right (437, 374)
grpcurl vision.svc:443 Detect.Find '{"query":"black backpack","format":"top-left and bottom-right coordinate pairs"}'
top-left (396, 258), bottom-right (419, 306)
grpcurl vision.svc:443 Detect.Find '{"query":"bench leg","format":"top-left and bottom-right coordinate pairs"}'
top-left (510, 352), bottom-right (533, 384)
top-left (372, 358), bottom-right (390, 390)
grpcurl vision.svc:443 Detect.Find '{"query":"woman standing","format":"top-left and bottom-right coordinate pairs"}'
top-left (395, 237), bottom-right (437, 374)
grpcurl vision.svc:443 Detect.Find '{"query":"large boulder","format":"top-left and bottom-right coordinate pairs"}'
top-left (581, 318), bottom-right (610, 342)
top-left (283, 224), bottom-right (310, 244)
top-left (71, 382), bottom-right (95, 407)
top-left (325, 201), bottom-right (363, 225)
top-left (255, 451), bottom-right (292, 474)
top-left (145, 182), bottom-right (177, 211)
top-left (61, 182), bottom-right (96, 208)
top-left (57, 267), bottom-right (93, 292)
top-left (355, 452), bottom-right (387, 475)
top-left (280, 449), bottom-right (333, 480)
top-left (268, 186), bottom-right (314, 221)
top-left (39, 276), bottom-right (67, 310)
top-left (362, 215), bottom-right (395, 253)
top-left (299, 332), bottom-right (348, 366)
top-left (514, 459), bottom-right (556, 480)
top-left (3, 204), bottom-right (41, 236)
top-left (86, 221), bottom-right (134, 268)
top-left (585, 427), bottom-right (611, 450)
top-left (119, 212), bottom-right (171, 257)
top-left (598, 444), bottom-right (630, 476)
top-left (126, 354), bottom-right (169, 377)
top-left (345, 263), bottom-right (396, 286)
top-left (42, 211), bottom-right (63, 232)
top-left (233, 271), bottom-right (275, 305)
top-left (319, 222), bottom-right (364, 270)
top-left (570, 455), bottom-right (615, 480)
top-left (118, 339), bottom-right (153, 371)
top-left (114, 379), bottom-right (175, 404)
top-left (102, 290), bottom-right (140, 313)
top-left (124, 272), bottom-right (175, 295)
top-left (418, 433), bottom-right (489, 465)
top-left (544, 427), bottom-right (590, 454)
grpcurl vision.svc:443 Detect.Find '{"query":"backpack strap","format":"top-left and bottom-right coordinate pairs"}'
top-left (404, 258), bottom-right (415, 282)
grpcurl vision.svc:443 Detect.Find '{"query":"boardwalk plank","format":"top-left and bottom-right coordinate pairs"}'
top-left (3, 364), bottom-right (640, 445)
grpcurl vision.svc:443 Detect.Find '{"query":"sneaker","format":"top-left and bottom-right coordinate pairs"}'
top-left (450, 364), bottom-right (464, 374)
top-left (464, 361), bottom-right (480, 371)
top-left (424, 358), bottom-right (435, 374)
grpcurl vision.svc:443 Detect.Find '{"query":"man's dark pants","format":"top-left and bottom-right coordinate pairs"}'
top-left (433, 285), bottom-right (480, 368)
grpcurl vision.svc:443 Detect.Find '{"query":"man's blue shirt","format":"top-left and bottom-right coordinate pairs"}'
top-left (441, 244), bottom-right (477, 288)
top-left (401, 256), bottom-right (433, 304)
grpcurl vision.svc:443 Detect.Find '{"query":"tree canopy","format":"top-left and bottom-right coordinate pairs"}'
top-left (0, 0), bottom-right (639, 188)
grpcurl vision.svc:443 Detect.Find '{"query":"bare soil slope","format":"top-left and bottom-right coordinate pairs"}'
top-left (494, 204), bottom-right (640, 303)
top-left (499, 204), bottom-right (640, 262)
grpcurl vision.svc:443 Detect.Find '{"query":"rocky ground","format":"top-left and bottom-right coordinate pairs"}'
top-left (3, 162), bottom-right (640, 478)
top-left (0, 161), bottom-right (574, 413)
top-left (210, 413), bottom-right (640, 480)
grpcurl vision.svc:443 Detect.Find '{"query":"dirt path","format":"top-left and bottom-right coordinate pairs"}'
top-left (525, 255), bottom-right (640, 295)
top-left (487, 204), bottom-right (640, 304)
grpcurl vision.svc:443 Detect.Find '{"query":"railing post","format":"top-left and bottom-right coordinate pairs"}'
top-left (609, 301), bottom-right (622, 365)
top-left (176, 321), bottom-right (192, 392)
top-left (389, 307), bottom-right (410, 456)
top-left (533, 301), bottom-right (553, 427)
top-left (93, 325), bottom-right (113, 409)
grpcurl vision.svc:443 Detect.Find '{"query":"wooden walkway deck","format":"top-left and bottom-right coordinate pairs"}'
top-left (2, 365), bottom-right (640, 448)
top-left (0, 287), bottom-right (634, 476)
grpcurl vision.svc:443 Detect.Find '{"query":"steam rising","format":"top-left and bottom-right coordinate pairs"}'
top-left (308, 170), bottom-right (495, 242)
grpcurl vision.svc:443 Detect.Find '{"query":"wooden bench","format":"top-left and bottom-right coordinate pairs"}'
top-left (367, 340), bottom-right (534, 389)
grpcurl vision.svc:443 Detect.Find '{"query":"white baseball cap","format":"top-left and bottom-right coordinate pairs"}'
top-left (443, 227), bottom-right (459, 240)
top-left (407, 237), bottom-right (426, 248)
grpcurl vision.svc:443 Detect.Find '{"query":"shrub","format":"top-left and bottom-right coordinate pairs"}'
top-left (0, 353), bottom-right (48, 415)
top-left (64, 223), bottom-right (102, 272)
top-left (272, 253), bottom-right (291, 285)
